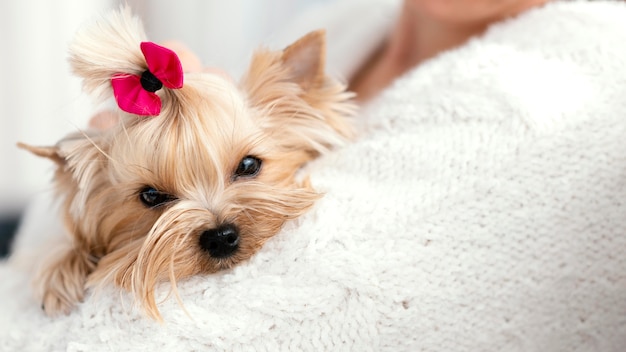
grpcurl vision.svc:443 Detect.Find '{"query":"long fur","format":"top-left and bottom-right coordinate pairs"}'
top-left (20, 7), bottom-right (355, 321)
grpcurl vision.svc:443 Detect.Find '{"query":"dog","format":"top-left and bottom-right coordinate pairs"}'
top-left (18, 7), bottom-right (354, 320)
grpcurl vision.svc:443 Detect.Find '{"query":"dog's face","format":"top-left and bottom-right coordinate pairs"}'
top-left (81, 71), bottom-right (327, 317)
top-left (20, 9), bottom-right (354, 320)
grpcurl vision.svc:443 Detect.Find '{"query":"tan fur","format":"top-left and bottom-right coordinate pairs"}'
top-left (19, 8), bottom-right (355, 321)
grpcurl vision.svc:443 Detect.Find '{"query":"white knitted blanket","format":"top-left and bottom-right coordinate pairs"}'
top-left (2, 1), bottom-right (626, 351)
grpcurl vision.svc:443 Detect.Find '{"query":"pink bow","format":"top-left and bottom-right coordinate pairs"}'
top-left (111, 42), bottom-right (184, 116)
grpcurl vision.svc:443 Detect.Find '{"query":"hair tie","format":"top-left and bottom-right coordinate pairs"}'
top-left (140, 70), bottom-right (163, 92)
top-left (111, 42), bottom-right (184, 116)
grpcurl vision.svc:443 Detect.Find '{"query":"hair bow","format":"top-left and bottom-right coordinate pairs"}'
top-left (111, 42), bottom-right (184, 116)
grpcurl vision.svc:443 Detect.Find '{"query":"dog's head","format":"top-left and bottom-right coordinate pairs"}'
top-left (20, 7), bottom-right (354, 319)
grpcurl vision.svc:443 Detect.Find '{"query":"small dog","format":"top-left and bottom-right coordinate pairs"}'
top-left (19, 7), bottom-right (354, 320)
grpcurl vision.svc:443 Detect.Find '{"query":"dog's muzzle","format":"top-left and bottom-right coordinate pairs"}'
top-left (199, 223), bottom-right (240, 258)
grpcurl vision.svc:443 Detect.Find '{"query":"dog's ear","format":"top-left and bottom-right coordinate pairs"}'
top-left (241, 30), bottom-right (330, 98)
top-left (19, 132), bottom-right (110, 228)
top-left (241, 30), bottom-right (355, 157)
top-left (281, 30), bottom-right (326, 91)
top-left (17, 143), bottom-right (65, 165)
top-left (18, 131), bottom-right (108, 171)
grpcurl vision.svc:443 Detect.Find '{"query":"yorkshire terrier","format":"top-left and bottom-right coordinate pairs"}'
top-left (18, 7), bottom-right (354, 320)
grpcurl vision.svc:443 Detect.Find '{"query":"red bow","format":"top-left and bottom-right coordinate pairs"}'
top-left (111, 42), bottom-right (184, 116)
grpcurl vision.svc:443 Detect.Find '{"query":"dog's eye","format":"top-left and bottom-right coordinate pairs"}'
top-left (139, 187), bottom-right (174, 208)
top-left (234, 156), bottom-right (262, 179)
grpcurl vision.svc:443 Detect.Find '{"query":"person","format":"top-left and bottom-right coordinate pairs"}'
top-left (4, 0), bottom-right (626, 350)
top-left (348, 0), bottom-right (551, 101)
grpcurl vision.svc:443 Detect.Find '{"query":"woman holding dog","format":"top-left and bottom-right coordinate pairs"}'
top-left (12, 0), bottom-right (626, 350)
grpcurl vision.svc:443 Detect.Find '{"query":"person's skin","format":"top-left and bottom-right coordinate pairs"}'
top-left (350, 0), bottom-right (551, 102)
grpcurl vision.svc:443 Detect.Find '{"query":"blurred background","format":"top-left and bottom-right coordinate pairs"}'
top-left (0, 0), bottom-right (366, 255)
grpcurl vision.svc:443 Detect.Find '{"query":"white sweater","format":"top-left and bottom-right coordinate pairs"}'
top-left (2, 1), bottom-right (626, 351)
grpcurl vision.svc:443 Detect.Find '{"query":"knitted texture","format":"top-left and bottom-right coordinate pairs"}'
top-left (2, 1), bottom-right (626, 351)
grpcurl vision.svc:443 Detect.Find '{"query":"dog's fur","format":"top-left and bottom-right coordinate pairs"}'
top-left (19, 8), bottom-right (354, 320)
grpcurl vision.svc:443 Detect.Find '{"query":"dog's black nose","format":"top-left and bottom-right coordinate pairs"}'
top-left (199, 223), bottom-right (240, 258)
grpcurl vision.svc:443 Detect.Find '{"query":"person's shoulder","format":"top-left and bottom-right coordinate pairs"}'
top-left (362, 0), bottom-right (626, 134)
top-left (485, 0), bottom-right (626, 45)
top-left (510, 0), bottom-right (626, 25)
top-left (473, 0), bottom-right (626, 74)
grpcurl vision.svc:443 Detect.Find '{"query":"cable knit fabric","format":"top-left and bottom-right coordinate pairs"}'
top-left (2, 1), bottom-right (626, 351)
